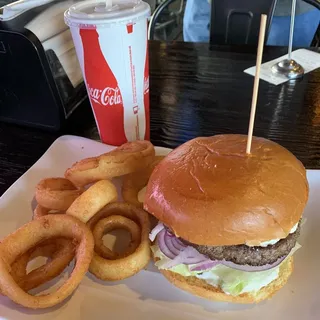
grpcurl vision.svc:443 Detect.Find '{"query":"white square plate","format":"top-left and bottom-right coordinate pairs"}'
top-left (0, 135), bottom-right (319, 319)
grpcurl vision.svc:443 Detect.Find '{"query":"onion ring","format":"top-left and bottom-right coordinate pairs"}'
top-left (87, 203), bottom-right (150, 281)
top-left (35, 178), bottom-right (82, 211)
top-left (65, 140), bottom-right (155, 187)
top-left (93, 215), bottom-right (140, 260)
top-left (0, 214), bottom-right (94, 309)
top-left (9, 238), bottom-right (68, 280)
top-left (9, 238), bottom-right (75, 292)
top-left (122, 156), bottom-right (164, 208)
top-left (33, 205), bottom-right (64, 220)
top-left (66, 180), bottom-right (118, 223)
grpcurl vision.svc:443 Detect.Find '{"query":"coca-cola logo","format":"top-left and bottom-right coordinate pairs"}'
top-left (88, 85), bottom-right (122, 106)
top-left (144, 76), bottom-right (149, 94)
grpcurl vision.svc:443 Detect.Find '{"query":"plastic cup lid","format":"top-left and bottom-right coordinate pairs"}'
top-left (65, 0), bottom-right (150, 27)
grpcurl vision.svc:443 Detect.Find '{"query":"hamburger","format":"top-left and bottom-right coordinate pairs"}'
top-left (144, 134), bottom-right (308, 304)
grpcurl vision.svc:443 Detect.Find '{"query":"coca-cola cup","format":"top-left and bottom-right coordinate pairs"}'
top-left (65, 0), bottom-right (151, 145)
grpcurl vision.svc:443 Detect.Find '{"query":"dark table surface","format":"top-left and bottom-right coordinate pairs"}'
top-left (1, 41), bottom-right (320, 196)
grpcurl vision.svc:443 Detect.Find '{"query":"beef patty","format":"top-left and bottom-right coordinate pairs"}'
top-left (183, 222), bottom-right (301, 266)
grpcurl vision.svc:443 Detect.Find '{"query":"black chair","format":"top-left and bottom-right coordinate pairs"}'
top-left (210, 0), bottom-right (277, 45)
top-left (312, 24), bottom-right (320, 47)
top-left (303, 0), bottom-right (320, 47)
top-left (148, 0), bottom-right (185, 41)
top-left (303, 0), bottom-right (320, 10)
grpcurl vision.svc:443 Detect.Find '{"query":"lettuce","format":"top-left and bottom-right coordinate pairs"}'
top-left (198, 264), bottom-right (279, 296)
top-left (151, 243), bottom-right (301, 296)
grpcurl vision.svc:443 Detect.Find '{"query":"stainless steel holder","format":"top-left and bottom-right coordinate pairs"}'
top-left (271, 0), bottom-right (304, 79)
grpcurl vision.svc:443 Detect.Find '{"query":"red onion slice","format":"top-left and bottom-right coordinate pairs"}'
top-left (160, 246), bottom-right (208, 269)
top-left (149, 222), bottom-right (164, 242)
top-left (163, 231), bottom-right (182, 255)
top-left (190, 260), bottom-right (219, 271)
top-left (175, 246), bottom-right (208, 265)
top-left (155, 223), bottom-right (290, 273)
top-left (157, 229), bottom-right (176, 259)
top-left (171, 237), bottom-right (187, 251)
top-left (222, 256), bottom-right (286, 272)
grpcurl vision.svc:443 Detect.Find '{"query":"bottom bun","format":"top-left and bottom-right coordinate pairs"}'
top-left (159, 257), bottom-right (293, 304)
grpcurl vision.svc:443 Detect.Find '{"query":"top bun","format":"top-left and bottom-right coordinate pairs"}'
top-left (144, 135), bottom-right (308, 246)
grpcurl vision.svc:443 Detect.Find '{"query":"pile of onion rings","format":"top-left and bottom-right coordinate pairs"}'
top-left (33, 204), bottom-right (64, 220)
top-left (10, 238), bottom-right (75, 292)
top-left (35, 178), bottom-right (83, 211)
top-left (0, 140), bottom-right (159, 310)
top-left (0, 215), bottom-right (94, 309)
top-left (93, 215), bottom-right (140, 259)
top-left (66, 179), bottom-right (118, 223)
top-left (122, 156), bottom-right (164, 208)
top-left (65, 140), bottom-right (155, 187)
top-left (88, 203), bottom-right (151, 281)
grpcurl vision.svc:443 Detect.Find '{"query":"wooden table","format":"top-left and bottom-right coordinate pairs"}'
top-left (1, 41), bottom-right (320, 195)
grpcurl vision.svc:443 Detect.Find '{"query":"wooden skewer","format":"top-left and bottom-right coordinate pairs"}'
top-left (246, 14), bottom-right (267, 154)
